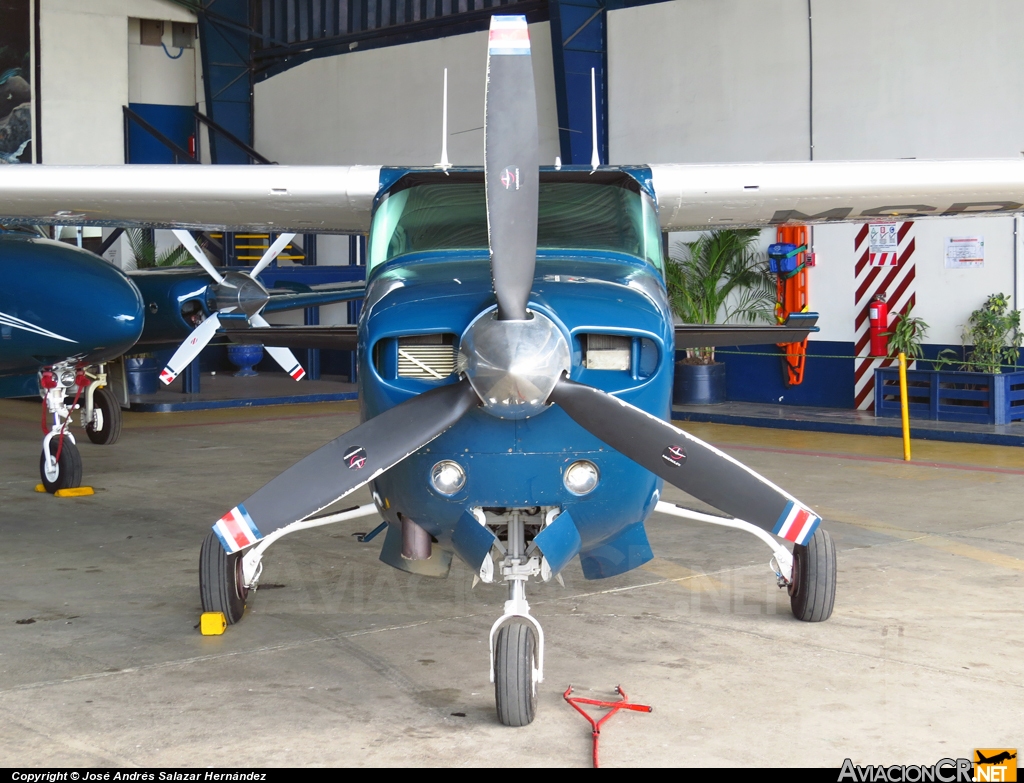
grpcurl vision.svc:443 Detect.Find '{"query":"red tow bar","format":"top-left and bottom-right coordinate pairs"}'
top-left (563, 685), bottom-right (652, 768)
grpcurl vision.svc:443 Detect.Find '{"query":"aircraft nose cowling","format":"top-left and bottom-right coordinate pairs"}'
top-left (28, 240), bottom-right (147, 363)
top-left (86, 268), bottom-right (146, 362)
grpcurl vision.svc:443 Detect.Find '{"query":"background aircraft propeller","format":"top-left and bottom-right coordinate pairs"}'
top-left (160, 229), bottom-right (305, 385)
top-left (211, 14), bottom-right (819, 554)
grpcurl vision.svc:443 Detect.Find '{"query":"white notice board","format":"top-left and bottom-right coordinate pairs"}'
top-left (945, 236), bottom-right (984, 269)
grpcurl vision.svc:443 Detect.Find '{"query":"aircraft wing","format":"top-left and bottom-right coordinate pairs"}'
top-left (675, 313), bottom-right (818, 347)
top-left (221, 325), bottom-right (358, 351)
top-left (0, 165), bottom-right (381, 233)
top-left (263, 281), bottom-right (365, 313)
top-left (651, 159), bottom-right (1024, 231)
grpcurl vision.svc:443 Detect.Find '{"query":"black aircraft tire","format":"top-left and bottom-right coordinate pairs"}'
top-left (39, 438), bottom-right (83, 493)
top-left (789, 527), bottom-right (836, 622)
top-left (494, 620), bottom-right (537, 727)
top-left (85, 386), bottom-right (122, 445)
top-left (199, 531), bottom-right (248, 625)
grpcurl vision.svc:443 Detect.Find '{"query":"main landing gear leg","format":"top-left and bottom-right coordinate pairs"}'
top-left (489, 510), bottom-right (544, 727)
top-left (655, 500), bottom-right (836, 622)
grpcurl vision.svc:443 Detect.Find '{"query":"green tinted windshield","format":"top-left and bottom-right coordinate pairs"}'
top-left (368, 172), bottom-right (662, 272)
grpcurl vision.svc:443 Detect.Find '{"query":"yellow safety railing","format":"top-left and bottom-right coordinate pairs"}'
top-left (209, 233), bottom-right (305, 263)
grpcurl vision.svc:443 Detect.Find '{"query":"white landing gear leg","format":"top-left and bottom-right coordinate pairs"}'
top-left (201, 504), bottom-right (381, 627)
top-left (38, 364), bottom-right (83, 493)
top-left (655, 501), bottom-right (836, 622)
top-left (489, 510), bottom-right (544, 727)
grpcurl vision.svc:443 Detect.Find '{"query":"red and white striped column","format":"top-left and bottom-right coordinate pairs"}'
top-left (853, 222), bottom-right (917, 411)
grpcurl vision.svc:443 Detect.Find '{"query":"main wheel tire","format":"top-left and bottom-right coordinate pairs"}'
top-left (39, 438), bottom-right (83, 493)
top-left (494, 620), bottom-right (537, 727)
top-left (85, 386), bottom-right (122, 445)
top-left (199, 531), bottom-right (248, 624)
top-left (789, 527), bottom-right (836, 622)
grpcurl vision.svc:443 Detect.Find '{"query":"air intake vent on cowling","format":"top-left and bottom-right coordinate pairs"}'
top-left (397, 334), bottom-right (457, 379)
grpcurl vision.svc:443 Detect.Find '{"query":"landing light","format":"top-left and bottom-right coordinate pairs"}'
top-left (430, 460), bottom-right (466, 496)
top-left (563, 460), bottom-right (599, 496)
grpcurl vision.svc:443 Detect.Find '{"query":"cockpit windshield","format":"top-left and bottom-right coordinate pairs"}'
top-left (368, 171), bottom-right (663, 272)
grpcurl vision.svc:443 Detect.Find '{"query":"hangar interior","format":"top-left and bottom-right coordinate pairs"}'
top-left (1, 0), bottom-right (1022, 769)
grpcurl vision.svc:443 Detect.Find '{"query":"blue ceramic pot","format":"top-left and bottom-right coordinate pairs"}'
top-left (125, 355), bottom-right (160, 396)
top-left (227, 343), bottom-right (264, 377)
top-left (673, 361), bottom-right (726, 405)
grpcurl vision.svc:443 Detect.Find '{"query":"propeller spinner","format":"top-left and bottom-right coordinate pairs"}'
top-left (159, 231), bottom-right (306, 385)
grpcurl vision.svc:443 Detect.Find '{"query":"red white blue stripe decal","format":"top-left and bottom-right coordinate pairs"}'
top-left (772, 501), bottom-right (820, 545)
top-left (213, 503), bottom-right (262, 553)
top-left (288, 364), bottom-right (306, 381)
top-left (160, 368), bottom-right (175, 385)
top-left (489, 16), bottom-right (530, 55)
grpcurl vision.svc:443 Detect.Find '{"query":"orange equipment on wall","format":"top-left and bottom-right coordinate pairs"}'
top-left (772, 225), bottom-right (812, 386)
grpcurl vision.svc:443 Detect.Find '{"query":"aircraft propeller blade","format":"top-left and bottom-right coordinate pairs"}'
top-left (211, 379), bottom-right (481, 552)
top-left (159, 313), bottom-right (222, 385)
top-left (549, 377), bottom-right (822, 545)
top-left (248, 313), bottom-right (306, 380)
top-left (484, 14), bottom-right (540, 321)
top-left (249, 232), bottom-right (297, 279)
top-left (171, 229), bottom-right (225, 284)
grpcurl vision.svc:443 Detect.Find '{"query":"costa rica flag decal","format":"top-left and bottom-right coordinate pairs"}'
top-left (772, 501), bottom-right (820, 545)
top-left (213, 503), bottom-right (262, 553)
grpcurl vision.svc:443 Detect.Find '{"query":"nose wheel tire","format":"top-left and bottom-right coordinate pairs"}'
top-left (39, 438), bottom-right (83, 493)
top-left (494, 620), bottom-right (538, 727)
top-left (199, 531), bottom-right (248, 624)
top-left (788, 527), bottom-right (836, 622)
top-left (85, 386), bottom-right (122, 445)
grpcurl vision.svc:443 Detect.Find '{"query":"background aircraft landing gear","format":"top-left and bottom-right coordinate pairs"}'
top-left (199, 531), bottom-right (248, 624)
top-left (789, 527), bottom-right (836, 622)
top-left (85, 385), bottom-right (122, 445)
top-left (39, 437), bottom-right (82, 493)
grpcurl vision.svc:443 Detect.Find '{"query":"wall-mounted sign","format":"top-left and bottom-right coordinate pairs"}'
top-left (868, 223), bottom-right (899, 266)
top-left (945, 236), bottom-right (984, 269)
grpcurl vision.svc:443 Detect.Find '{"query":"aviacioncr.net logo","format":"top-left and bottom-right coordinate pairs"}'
top-left (839, 758), bottom-right (973, 783)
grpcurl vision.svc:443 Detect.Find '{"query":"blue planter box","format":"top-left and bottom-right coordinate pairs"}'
top-left (875, 367), bottom-right (1024, 425)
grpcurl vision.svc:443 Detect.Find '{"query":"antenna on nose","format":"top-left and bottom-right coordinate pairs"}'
top-left (436, 67), bottom-right (451, 172)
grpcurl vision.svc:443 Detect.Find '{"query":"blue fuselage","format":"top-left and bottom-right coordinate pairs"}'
top-left (0, 234), bottom-right (145, 376)
top-left (362, 250), bottom-right (674, 578)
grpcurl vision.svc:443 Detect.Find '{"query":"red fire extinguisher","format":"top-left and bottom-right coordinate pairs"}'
top-left (868, 293), bottom-right (890, 357)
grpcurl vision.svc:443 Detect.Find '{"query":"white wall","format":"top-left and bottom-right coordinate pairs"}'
top-left (38, 0), bottom-right (196, 164)
top-left (254, 22), bottom-right (560, 167)
top-left (610, 0), bottom-right (1024, 345)
top-left (608, 0), bottom-right (810, 164)
top-left (127, 16), bottom-right (196, 107)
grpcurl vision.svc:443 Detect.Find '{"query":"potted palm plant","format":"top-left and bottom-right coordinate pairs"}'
top-left (665, 229), bottom-right (775, 404)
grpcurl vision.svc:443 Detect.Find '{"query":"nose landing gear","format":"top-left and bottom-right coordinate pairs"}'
top-left (488, 509), bottom-right (546, 727)
top-left (37, 362), bottom-right (122, 492)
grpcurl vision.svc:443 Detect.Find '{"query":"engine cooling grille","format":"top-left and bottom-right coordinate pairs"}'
top-left (397, 334), bottom-right (457, 379)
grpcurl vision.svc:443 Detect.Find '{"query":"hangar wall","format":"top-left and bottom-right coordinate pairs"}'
top-left (608, 0), bottom-right (1024, 349)
top-left (253, 21), bottom-right (560, 167)
top-left (38, 0), bottom-right (198, 165)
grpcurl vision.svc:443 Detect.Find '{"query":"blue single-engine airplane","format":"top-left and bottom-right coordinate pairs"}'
top-left (0, 225), bottom-right (364, 492)
top-left (5, 13), bottom-right (1024, 725)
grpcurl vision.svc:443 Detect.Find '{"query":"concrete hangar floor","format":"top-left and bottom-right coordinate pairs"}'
top-left (0, 397), bottom-right (1020, 767)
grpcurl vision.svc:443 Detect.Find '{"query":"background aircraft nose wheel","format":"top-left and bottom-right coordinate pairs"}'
top-left (39, 438), bottom-right (82, 493)
top-left (199, 531), bottom-right (248, 624)
top-left (788, 527), bottom-right (836, 622)
top-left (494, 619), bottom-right (538, 727)
top-left (85, 386), bottom-right (122, 445)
